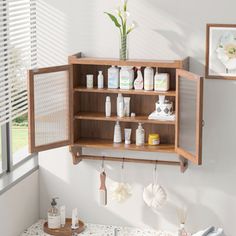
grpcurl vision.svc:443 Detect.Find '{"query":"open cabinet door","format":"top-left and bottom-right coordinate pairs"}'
top-left (176, 69), bottom-right (204, 165)
top-left (28, 65), bottom-right (72, 153)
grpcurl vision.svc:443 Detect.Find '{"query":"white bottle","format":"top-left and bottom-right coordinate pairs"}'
top-left (48, 198), bottom-right (61, 229)
top-left (134, 67), bottom-right (144, 90)
top-left (144, 67), bottom-right (154, 91)
top-left (97, 71), bottom-right (104, 89)
top-left (120, 66), bottom-right (134, 90)
top-left (105, 96), bottom-right (111, 117)
top-left (136, 123), bottom-right (145, 146)
top-left (113, 121), bottom-right (122, 143)
top-left (117, 93), bottom-right (124, 117)
top-left (154, 68), bottom-right (170, 91)
top-left (108, 66), bottom-right (119, 89)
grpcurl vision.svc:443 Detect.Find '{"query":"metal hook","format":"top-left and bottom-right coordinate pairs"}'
top-left (122, 158), bottom-right (125, 170)
top-left (154, 160), bottom-right (158, 172)
top-left (101, 156), bottom-right (105, 171)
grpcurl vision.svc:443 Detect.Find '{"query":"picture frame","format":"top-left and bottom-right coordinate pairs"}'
top-left (206, 24), bottom-right (236, 80)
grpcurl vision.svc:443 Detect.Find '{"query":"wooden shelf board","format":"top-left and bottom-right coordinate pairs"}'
top-left (75, 112), bottom-right (175, 125)
top-left (69, 55), bottom-right (189, 69)
top-left (74, 138), bottom-right (175, 153)
top-left (74, 87), bottom-right (176, 97)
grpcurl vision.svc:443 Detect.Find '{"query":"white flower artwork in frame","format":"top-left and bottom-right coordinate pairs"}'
top-left (206, 24), bottom-right (236, 80)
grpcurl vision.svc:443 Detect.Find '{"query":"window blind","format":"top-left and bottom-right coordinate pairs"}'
top-left (0, 0), bottom-right (36, 126)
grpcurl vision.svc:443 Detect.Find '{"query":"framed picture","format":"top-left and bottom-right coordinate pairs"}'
top-left (206, 24), bottom-right (236, 80)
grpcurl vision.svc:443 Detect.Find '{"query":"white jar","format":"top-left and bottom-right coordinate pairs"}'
top-left (120, 66), bottom-right (134, 90)
top-left (108, 66), bottom-right (119, 89)
top-left (154, 70), bottom-right (170, 91)
top-left (86, 74), bottom-right (93, 88)
top-left (144, 67), bottom-right (154, 91)
top-left (97, 71), bottom-right (104, 89)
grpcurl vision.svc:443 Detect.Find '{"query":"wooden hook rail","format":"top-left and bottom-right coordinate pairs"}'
top-left (69, 146), bottom-right (188, 173)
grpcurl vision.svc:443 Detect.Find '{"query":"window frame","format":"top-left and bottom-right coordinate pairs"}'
top-left (0, 121), bottom-right (36, 178)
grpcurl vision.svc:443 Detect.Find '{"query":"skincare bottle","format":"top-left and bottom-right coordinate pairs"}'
top-left (124, 97), bottom-right (131, 117)
top-left (134, 67), bottom-right (144, 90)
top-left (71, 208), bottom-right (79, 229)
top-left (136, 123), bottom-right (145, 146)
top-left (144, 67), bottom-right (154, 91)
top-left (178, 223), bottom-right (188, 236)
top-left (117, 93), bottom-right (124, 117)
top-left (60, 206), bottom-right (66, 227)
top-left (97, 71), bottom-right (104, 89)
top-left (113, 121), bottom-right (122, 143)
top-left (48, 198), bottom-right (61, 229)
top-left (124, 128), bottom-right (132, 145)
top-left (86, 74), bottom-right (94, 88)
top-left (108, 66), bottom-right (119, 89)
top-left (105, 96), bottom-right (111, 117)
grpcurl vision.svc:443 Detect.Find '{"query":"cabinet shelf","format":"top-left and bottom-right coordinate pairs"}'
top-left (75, 138), bottom-right (175, 153)
top-left (74, 87), bottom-right (176, 97)
top-left (75, 112), bottom-right (175, 125)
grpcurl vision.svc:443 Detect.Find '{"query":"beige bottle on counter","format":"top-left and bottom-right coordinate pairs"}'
top-left (48, 198), bottom-right (61, 229)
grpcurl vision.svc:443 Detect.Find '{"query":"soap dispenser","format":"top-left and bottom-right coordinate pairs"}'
top-left (136, 123), bottom-right (145, 146)
top-left (48, 198), bottom-right (61, 229)
top-left (134, 67), bottom-right (143, 90)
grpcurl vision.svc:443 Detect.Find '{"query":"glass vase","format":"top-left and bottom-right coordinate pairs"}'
top-left (120, 34), bottom-right (128, 61)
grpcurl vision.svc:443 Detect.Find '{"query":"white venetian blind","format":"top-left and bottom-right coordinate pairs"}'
top-left (0, 0), bottom-right (37, 125)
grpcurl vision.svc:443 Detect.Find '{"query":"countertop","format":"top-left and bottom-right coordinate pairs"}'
top-left (21, 220), bottom-right (174, 236)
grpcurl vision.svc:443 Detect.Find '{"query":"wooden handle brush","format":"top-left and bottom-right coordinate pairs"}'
top-left (99, 171), bottom-right (107, 206)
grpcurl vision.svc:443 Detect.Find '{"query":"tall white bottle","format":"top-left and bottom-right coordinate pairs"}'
top-left (144, 67), bottom-right (154, 91)
top-left (105, 96), bottom-right (111, 117)
top-left (113, 121), bottom-right (122, 143)
top-left (97, 71), bottom-right (104, 89)
top-left (117, 93), bottom-right (124, 117)
top-left (136, 123), bottom-right (145, 146)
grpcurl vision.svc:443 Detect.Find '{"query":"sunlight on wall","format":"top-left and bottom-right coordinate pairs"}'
top-left (37, 0), bottom-right (70, 66)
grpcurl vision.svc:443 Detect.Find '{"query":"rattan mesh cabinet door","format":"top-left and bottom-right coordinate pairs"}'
top-left (175, 69), bottom-right (203, 165)
top-left (28, 65), bottom-right (72, 153)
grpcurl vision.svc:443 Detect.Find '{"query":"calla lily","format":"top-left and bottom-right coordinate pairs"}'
top-left (104, 0), bottom-right (135, 60)
top-left (216, 32), bottom-right (236, 71)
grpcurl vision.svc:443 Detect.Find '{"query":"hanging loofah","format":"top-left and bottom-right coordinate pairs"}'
top-left (143, 164), bottom-right (167, 210)
top-left (143, 183), bottom-right (167, 209)
top-left (110, 182), bottom-right (132, 203)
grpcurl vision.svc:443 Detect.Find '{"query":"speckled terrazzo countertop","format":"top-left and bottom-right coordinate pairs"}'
top-left (21, 219), bottom-right (174, 236)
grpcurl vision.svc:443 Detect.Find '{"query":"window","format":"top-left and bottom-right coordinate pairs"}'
top-left (0, 0), bottom-right (37, 175)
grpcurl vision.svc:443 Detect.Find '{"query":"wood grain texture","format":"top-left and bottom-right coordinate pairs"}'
top-left (69, 55), bottom-right (189, 69)
top-left (74, 87), bottom-right (176, 97)
top-left (43, 218), bottom-right (85, 236)
top-left (75, 112), bottom-right (176, 125)
top-left (74, 138), bottom-right (175, 153)
top-left (175, 69), bottom-right (203, 165)
top-left (28, 65), bottom-right (71, 153)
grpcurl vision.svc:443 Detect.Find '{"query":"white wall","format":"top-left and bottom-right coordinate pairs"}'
top-left (37, 0), bottom-right (236, 236)
top-left (0, 171), bottom-right (39, 236)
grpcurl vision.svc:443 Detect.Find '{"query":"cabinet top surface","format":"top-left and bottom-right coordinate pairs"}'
top-left (68, 54), bottom-right (189, 68)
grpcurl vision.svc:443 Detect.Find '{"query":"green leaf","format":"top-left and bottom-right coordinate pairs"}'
top-left (104, 12), bottom-right (121, 28)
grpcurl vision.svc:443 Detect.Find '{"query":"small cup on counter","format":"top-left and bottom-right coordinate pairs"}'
top-left (86, 74), bottom-right (94, 88)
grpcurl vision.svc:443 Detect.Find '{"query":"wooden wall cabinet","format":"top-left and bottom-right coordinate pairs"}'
top-left (28, 53), bottom-right (204, 172)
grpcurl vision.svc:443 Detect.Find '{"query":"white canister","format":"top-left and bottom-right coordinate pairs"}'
top-left (156, 100), bottom-right (173, 116)
top-left (120, 66), bottom-right (134, 90)
top-left (86, 74), bottom-right (93, 88)
top-left (154, 70), bottom-right (170, 91)
top-left (108, 66), bottom-right (119, 89)
top-left (144, 67), bottom-right (154, 91)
